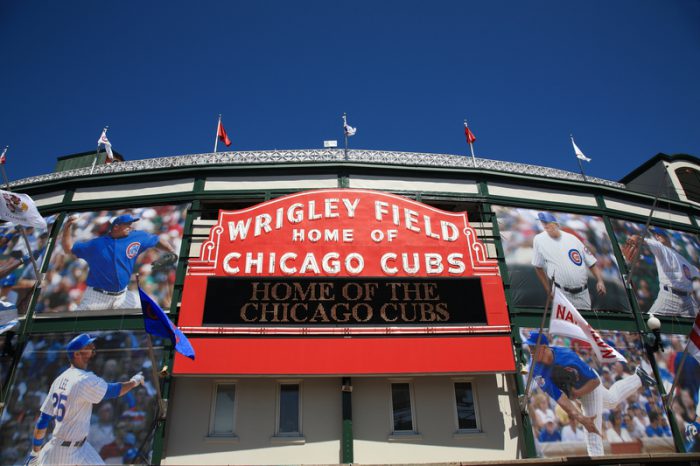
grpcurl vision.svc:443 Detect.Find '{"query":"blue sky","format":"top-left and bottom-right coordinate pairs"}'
top-left (1, 1), bottom-right (699, 183)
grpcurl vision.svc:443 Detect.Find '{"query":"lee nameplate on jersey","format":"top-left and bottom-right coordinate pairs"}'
top-left (202, 277), bottom-right (487, 326)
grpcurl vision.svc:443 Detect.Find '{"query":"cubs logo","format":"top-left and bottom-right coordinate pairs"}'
top-left (683, 264), bottom-right (692, 280)
top-left (2, 193), bottom-right (28, 214)
top-left (568, 249), bottom-right (583, 266)
top-left (126, 242), bottom-right (141, 259)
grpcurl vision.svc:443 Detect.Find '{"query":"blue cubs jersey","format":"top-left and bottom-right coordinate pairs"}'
top-left (532, 346), bottom-right (598, 401)
top-left (72, 230), bottom-right (159, 291)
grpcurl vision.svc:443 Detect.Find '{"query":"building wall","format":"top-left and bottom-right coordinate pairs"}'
top-left (352, 374), bottom-right (523, 463)
top-left (162, 374), bottom-right (523, 465)
top-left (162, 377), bottom-right (343, 465)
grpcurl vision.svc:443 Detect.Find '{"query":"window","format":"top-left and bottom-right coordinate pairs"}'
top-left (454, 381), bottom-right (479, 431)
top-left (209, 383), bottom-right (236, 437)
top-left (675, 167), bottom-right (700, 203)
top-left (277, 383), bottom-right (301, 435)
top-left (391, 382), bottom-right (415, 432)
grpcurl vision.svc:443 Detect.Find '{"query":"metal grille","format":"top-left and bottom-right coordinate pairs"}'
top-left (12, 149), bottom-right (625, 189)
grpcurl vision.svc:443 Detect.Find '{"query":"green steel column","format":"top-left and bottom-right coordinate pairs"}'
top-left (152, 195), bottom-right (202, 465)
top-left (341, 377), bottom-right (353, 463)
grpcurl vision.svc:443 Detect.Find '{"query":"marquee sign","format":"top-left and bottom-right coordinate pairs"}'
top-left (176, 189), bottom-right (514, 375)
top-left (202, 277), bottom-right (487, 326)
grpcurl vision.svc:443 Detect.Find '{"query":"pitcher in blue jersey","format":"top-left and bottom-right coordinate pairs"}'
top-left (526, 331), bottom-right (656, 456)
top-left (61, 214), bottom-right (176, 310)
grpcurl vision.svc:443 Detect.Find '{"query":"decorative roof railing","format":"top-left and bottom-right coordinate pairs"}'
top-left (12, 149), bottom-right (625, 189)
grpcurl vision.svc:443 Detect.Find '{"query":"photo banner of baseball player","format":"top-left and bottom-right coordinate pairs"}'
top-left (0, 215), bottom-right (54, 316)
top-left (612, 219), bottom-right (700, 318)
top-left (521, 327), bottom-right (675, 457)
top-left (493, 206), bottom-right (630, 312)
top-left (36, 204), bottom-right (187, 316)
top-left (652, 332), bottom-right (700, 453)
top-left (550, 288), bottom-right (626, 363)
top-left (0, 331), bottom-right (166, 465)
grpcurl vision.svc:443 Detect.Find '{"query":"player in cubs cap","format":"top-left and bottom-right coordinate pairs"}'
top-left (66, 333), bottom-right (97, 359)
top-left (635, 224), bottom-right (700, 317)
top-left (532, 209), bottom-right (606, 310)
top-left (27, 333), bottom-right (146, 465)
top-left (61, 210), bottom-right (176, 311)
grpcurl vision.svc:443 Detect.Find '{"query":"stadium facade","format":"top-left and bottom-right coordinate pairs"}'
top-left (1, 148), bottom-right (700, 465)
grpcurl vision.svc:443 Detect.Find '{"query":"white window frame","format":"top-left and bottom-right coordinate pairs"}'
top-left (206, 381), bottom-right (239, 441)
top-left (451, 378), bottom-right (482, 435)
top-left (388, 379), bottom-right (419, 438)
top-left (274, 380), bottom-right (303, 440)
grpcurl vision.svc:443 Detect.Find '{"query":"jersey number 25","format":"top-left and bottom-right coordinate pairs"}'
top-left (52, 393), bottom-right (68, 421)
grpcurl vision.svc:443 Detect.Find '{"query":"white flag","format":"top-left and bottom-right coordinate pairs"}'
top-left (571, 136), bottom-right (591, 162)
top-left (343, 115), bottom-right (357, 137)
top-left (549, 289), bottom-right (626, 363)
top-left (98, 129), bottom-right (114, 161)
top-left (0, 190), bottom-right (47, 229)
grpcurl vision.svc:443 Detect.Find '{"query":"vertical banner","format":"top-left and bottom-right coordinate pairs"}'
top-left (0, 331), bottom-right (165, 465)
top-left (0, 215), bottom-right (55, 316)
top-left (521, 328), bottom-right (675, 457)
top-left (36, 205), bottom-right (187, 315)
top-left (655, 334), bottom-right (700, 452)
top-left (612, 220), bottom-right (700, 317)
top-left (494, 206), bottom-right (629, 311)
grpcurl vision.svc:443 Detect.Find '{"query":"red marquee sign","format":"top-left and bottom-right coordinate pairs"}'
top-left (175, 189), bottom-right (514, 375)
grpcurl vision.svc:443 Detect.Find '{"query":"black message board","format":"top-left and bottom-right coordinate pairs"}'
top-left (203, 277), bottom-right (487, 326)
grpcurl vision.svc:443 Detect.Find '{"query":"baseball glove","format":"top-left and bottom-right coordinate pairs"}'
top-left (621, 236), bottom-right (641, 264)
top-left (151, 252), bottom-right (178, 273)
top-left (550, 365), bottom-right (578, 398)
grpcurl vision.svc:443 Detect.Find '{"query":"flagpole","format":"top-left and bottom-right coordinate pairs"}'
top-left (136, 274), bottom-right (167, 419)
top-left (146, 334), bottom-right (167, 419)
top-left (343, 113), bottom-right (349, 161)
top-left (519, 276), bottom-right (556, 412)
top-left (465, 120), bottom-right (476, 167)
top-left (214, 115), bottom-right (221, 153)
top-left (0, 165), bottom-right (41, 280)
top-left (91, 126), bottom-right (108, 175)
top-left (571, 135), bottom-right (588, 182)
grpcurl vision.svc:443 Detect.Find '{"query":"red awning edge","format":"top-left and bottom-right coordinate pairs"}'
top-left (173, 335), bottom-right (516, 376)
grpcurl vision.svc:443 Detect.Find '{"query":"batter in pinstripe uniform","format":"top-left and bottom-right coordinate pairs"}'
top-left (629, 228), bottom-right (700, 317)
top-left (532, 212), bottom-right (606, 310)
top-left (525, 332), bottom-right (656, 456)
top-left (61, 214), bottom-right (176, 310)
top-left (24, 334), bottom-right (144, 465)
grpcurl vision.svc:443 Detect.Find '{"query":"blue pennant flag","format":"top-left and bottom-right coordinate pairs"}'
top-left (139, 286), bottom-right (195, 360)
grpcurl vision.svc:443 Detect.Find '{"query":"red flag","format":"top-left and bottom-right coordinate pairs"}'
top-left (464, 124), bottom-right (476, 144)
top-left (218, 120), bottom-right (231, 147)
top-left (0, 147), bottom-right (6, 165)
